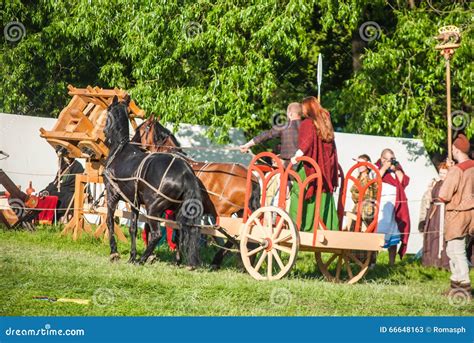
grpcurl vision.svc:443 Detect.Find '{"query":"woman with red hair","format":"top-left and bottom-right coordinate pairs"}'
top-left (290, 96), bottom-right (339, 231)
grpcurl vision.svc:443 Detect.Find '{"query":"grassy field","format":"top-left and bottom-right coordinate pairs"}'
top-left (0, 225), bottom-right (472, 316)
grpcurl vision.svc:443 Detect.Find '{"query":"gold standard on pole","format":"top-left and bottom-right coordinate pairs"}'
top-left (434, 25), bottom-right (461, 161)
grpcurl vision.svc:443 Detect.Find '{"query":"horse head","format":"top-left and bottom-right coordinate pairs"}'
top-left (131, 116), bottom-right (183, 154)
top-left (104, 95), bottom-right (131, 149)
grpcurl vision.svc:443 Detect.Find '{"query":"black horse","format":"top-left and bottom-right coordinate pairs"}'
top-left (130, 117), bottom-right (261, 269)
top-left (103, 96), bottom-right (203, 267)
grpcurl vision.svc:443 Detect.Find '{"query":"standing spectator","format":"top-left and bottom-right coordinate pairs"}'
top-left (418, 162), bottom-right (450, 269)
top-left (40, 147), bottom-right (84, 221)
top-left (290, 96), bottom-right (339, 231)
top-left (350, 154), bottom-right (377, 230)
top-left (438, 134), bottom-right (473, 297)
top-left (376, 148), bottom-right (410, 266)
top-left (350, 154), bottom-right (378, 266)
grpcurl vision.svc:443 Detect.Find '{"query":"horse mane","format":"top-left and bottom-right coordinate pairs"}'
top-left (130, 121), bottom-right (144, 143)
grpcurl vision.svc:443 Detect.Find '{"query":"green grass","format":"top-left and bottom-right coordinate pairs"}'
top-left (0, 225), bottom-right (472, 316)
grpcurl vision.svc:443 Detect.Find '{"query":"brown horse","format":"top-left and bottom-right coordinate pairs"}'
top-left (130, 117), bottom-right (260, 267)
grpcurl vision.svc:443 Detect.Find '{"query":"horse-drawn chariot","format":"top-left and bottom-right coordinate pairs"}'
top-left (196, 152), bottom-right (385, 283)
top-left (32, 86), bottom-right (385, 284)
top-left (131, 118), bottom-right (386, 283)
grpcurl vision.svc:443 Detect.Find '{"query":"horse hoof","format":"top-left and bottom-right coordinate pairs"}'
top-left (109, 253), bottom-right (120, 262)
top-left (146, 255), bottom-right (158, 264)
top-left (210, 264), bottom-right (220, 271)
top-left (127, 256), bottom-right (138, 264)
top-left (186, 265), bottom-right (196, 271)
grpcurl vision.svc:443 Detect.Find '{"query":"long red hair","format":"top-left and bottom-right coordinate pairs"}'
top-left (301, 96), bottom-right (334, 142)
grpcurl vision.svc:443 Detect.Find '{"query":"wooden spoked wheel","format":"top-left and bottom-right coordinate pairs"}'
top-left (315, 250), bottom-right (373, 284)
top-left (240, 206), bottom-right (299, 281)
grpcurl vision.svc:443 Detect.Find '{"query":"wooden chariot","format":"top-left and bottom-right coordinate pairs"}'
top-left (200, 152), bottom-right (385, 283)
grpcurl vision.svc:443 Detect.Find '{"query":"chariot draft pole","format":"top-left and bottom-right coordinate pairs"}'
top-left (434, 25), bottom-right (461, 161)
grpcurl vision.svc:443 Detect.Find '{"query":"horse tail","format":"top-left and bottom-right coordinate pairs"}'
top-left (249, 180), bottom-right (261, 212)
top-left (176, 175), bottom-right (203, 267)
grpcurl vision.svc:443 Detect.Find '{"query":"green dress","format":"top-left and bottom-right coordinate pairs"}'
top-left (289, 165), bottom-right (339, 232)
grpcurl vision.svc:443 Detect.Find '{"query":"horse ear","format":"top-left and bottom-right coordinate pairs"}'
top-left (124, 94), bottom-right (131, 106)
top-left (112, 95), bottom-right (118, 105)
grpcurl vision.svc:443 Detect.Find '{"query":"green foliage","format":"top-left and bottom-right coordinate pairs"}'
top-left (0, 0), bottom-right (472, 150)
top-left (329, 1), bottom-right (473, 152)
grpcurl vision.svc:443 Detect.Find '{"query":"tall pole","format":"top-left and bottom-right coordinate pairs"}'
top-left (317, 53), bottom-right (322, 103)
top-left (434, 26), bottom-right (460, 161)
top-left (445, 57), bottom-right (452, 160)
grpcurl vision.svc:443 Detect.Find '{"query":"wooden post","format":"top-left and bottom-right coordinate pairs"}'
top-left (434, 26), bottom-right (461, 161)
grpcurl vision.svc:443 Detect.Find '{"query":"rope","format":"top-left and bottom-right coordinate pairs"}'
top-left (128, 141), bottom-right (242, 151)
top-left (105, 164), bottom-right (183, 204)
top-left (209, 240), bottom-right (239, 253)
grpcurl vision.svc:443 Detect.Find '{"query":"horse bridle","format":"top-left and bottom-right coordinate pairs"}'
top-left (139, 119), bottom-right (170, 149)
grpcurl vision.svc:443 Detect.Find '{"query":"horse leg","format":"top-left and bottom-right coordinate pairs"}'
top-left (128, 207), bottom-right (139, 263)
top-left (106, 190), bottom-right (120, 262)
top-left (138, 220), bottom-right (162, 264)
top-left (177, 220), bottom-right (201, 270)
top-left (174, 230), bottom-right (182, 265)
top-left (210, 239), bottom-right (232, 270)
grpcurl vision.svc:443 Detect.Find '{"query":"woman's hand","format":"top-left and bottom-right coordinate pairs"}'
top-left (239, 145), bottom-right (249, 153)
top-left (239, 140), bottom-right (255, 153)
top-left (290, 149), bottom-right (304, 165)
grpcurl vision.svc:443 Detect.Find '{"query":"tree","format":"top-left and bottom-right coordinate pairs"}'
top-left (1, 0), bottom-right (472, 152)
top-left (324, 0), bottom-right (473, 153)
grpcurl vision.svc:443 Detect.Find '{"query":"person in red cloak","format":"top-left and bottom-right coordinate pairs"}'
top-left (375, 148), bottom-right (411, 264)
top-left (290, 96), bottom-right (339, 231)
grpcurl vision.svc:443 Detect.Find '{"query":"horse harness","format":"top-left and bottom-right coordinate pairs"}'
top-left (104, 146), bottom-right (188, 223)
top-left (190, 161), bottom-right (243, 209)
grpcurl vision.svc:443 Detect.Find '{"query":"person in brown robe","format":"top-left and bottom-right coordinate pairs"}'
top-left (418, 162), bottom-right (450, 269)
top-left (438, 134), bottom-right (474, 297)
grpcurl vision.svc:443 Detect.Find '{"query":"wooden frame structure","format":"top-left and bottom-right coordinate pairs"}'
top-left (40, 85), bottom-right (145, 241)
